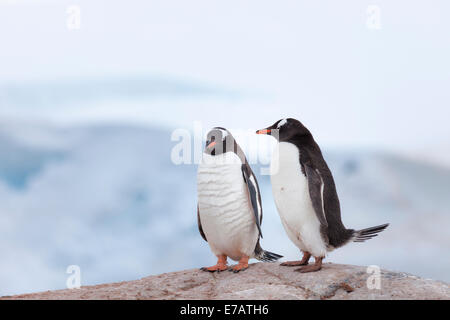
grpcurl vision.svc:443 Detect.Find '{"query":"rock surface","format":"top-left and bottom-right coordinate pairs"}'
top-left (2, 263), bottom-right (449, 300)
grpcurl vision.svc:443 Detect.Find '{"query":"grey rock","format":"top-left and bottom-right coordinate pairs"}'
top-left (2, 263), bottom-right (449, 300)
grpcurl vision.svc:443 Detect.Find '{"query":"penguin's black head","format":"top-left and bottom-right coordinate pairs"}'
top-left (205, 127), bottom-right (237, 156)
top-left (256, 118), bottom-right (311, 142)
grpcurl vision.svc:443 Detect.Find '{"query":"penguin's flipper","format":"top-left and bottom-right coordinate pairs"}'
top-left (241, 164), bottom-right (263, 238)
top-left (304, 164), bottom-right (329, 229)
top-left (197, 204), bottom-right (207, 242)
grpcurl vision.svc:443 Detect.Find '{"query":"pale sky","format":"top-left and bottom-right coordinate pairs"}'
top-left (1, 0), bottom-right (449, 161)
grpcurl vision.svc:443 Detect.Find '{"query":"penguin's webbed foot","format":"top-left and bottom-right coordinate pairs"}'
top-left (200, 255), bottom-right (228, 273)
top-left (200, 264), bottom-right (228, 273)
top-left (294, 264), bottom-right (321, 273)
top-left (229, 255), bottom-right (249, 273)
top-left (281, 251), bottom-right (311, 267)
top-left (229, 263), bottom-right (249, 273)
top-left (294, 256), bottom-right (323, 273)
top-left (281, 260), bottom-right (308, 267)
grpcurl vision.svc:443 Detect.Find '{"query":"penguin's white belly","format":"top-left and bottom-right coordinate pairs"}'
top-left (197, 153), bottom-right (259, 261)
top-left (271, 142), bottom-right (327, 257)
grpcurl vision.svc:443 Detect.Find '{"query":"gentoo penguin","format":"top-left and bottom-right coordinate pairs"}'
top-left (197, 127), bottom-right (282, 272)
top-left (256, 118), bottom-right (389, 273)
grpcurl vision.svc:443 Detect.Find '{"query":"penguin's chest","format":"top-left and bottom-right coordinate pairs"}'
top-left (197, 153), bottom-right (258, 260)
top-left (270, 142), bottom-right (327, 256)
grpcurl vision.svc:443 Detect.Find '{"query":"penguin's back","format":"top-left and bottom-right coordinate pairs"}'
top-left (197, 153), bottom-right (259, 261)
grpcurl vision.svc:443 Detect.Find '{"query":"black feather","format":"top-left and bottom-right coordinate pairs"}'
top-left (353, 223), bottom-right (389, 242)
top-left (253, 241), bottom-right (282, 262)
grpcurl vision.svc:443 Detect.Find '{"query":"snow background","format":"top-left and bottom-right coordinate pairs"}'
top-left (0, 1), bottom-right (449, 295)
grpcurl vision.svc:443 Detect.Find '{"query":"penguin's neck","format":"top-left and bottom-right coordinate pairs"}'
top-left (284, 134), bottom-right (313, 150)
top-left (202, 150), bottom-right (246, 165)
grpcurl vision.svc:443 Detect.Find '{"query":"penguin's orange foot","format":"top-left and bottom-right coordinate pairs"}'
top-left (282, 251), bottom-right (311, 267)
top-left (200, 264), bottom-right (228, 272)
top-left (294, 256), bottom-right (323, 273)
top-left (229, 263), bottom-right (248, 273)
top-left (200, 255), bottom-right (228, 273)
top-left (294, 264), bottom-right (322, 273)
top-left (281, 260), bottom-right (308, 267)
top-left (229, 255), bottom-right (249, 273)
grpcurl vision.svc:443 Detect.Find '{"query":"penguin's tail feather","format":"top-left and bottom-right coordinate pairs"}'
top-left (253, 242), bottom-right (283, 262)
top-left (257, 250), bottom-right (283, 262)
top-left (352, 223), bottom-right (389, 242)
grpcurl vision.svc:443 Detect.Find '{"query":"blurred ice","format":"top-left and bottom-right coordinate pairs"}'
top-left (0, 118), bottom-right (449, 296)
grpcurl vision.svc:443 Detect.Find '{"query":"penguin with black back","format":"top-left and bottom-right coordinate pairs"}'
top-left (256, 118), bottom-right (389, 272)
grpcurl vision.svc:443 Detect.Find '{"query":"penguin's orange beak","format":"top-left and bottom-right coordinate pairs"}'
top-left (206, 141), bottom-right (217, 149)
top-left (256, 129), bottom-right (271, 135)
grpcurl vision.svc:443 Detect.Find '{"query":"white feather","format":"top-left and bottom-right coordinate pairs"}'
top-left (248, 174), bottom-right (262, 223)
top-left (277, 119), bottom-right (288, 128)
top-left (213, 128), bottom-right (228, 139)
top-left (197, 153), bottom-right (259, 261)
top-left (317, 169), bottom-right (326, 221)
top-left (270, 142), bottom-right (328, 257)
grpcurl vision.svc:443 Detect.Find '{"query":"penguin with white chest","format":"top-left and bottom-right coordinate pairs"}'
top-left (257, 119), bottom-right (389, 273)
top-left (197, 127), bottom-right (282, 272)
